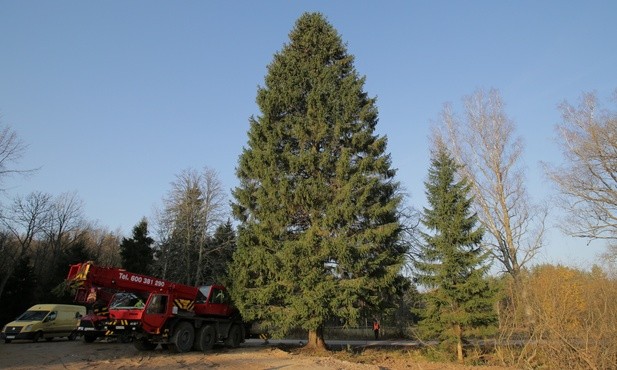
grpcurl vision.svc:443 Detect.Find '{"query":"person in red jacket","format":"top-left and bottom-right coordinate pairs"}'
top-left (372, 319), bottom-right (380, 340)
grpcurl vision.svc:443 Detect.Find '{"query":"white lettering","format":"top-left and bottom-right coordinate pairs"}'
top-left (130, 275), bottom-right (143, 283)
top-left (118, 272), bottom-right (165, 288)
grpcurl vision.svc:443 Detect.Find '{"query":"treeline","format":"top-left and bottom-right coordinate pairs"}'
top-left (0, 191), bottom-right (122, 325)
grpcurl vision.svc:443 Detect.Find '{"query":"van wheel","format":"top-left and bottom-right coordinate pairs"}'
top-left (169, 321), bottom-right (194, 353)
top-left (33, 332), bottom-right (43, 343)
top-left (46, 337), bottom-right (53, 342)
top-left (193, 325), bottom-right (216, 351)
top-left (5, 339), bottom-right (12, 344)
top-left (225, 324), bottom-right (242, 348)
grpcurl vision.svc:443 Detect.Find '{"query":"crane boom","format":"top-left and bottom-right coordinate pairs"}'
top-left (67, 262), bottom-right (198, 301)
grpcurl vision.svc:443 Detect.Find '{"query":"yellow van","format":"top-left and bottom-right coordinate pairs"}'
top-left (1, 304), bottom-right (86, 343)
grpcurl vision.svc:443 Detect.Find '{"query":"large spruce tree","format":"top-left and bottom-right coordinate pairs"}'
top-left (230, 13), bottom-right (406, 349)
top-left (415, 146), bottom-right (497, 362)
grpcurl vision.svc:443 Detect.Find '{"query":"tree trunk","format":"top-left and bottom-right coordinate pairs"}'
top-left (512, 271), bottom-right (533, 328)
top-left (0, 268), bottom-right (12, 302)
top-left (454, 324), bottom-right (464, 363)
top-left (305, 326), bottom-right (327, 351)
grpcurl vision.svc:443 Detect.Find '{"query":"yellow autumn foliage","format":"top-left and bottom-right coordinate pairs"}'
top-left (518, 264), bottom-right (617, 369)
top-left (527, 264), bottom-right (587, 333)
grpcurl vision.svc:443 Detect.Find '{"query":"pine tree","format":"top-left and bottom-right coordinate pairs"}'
top-left (230, 12), bottom-right (406, 349)
top-left (120, 218), bottom-right (154, 275)
top-left (414, 146), bottom-right (497, 363)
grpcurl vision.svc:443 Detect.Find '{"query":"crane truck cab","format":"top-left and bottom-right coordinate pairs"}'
top-left (1, 304), bottom-right (86, 343)
top-left (137, 283), bottom-right (245, 353)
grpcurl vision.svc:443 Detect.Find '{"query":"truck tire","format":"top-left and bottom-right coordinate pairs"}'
top-left (225, 324), bottom-right (242, 348)
top-left (193, 325), bottom-right (216, 351)
top-left (134, 338), bottom-right (157, 351)
top-left (83, 333), bottom-right (97, 343)
top-left (169, 321), bottom-right (194, 353)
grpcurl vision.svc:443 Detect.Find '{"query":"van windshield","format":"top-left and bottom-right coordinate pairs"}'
top-left (17, 310), bottom-right (49, 321)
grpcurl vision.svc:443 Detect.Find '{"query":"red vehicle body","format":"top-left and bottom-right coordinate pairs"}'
top-left (72, 287), bottom-right (116, 343)
top-left (66, 261), bottom-right (245, 352)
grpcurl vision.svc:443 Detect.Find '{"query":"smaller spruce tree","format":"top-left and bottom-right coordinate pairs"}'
top-left (414, 146), bottom-right (498, 363)
top-left (120, 218), bottom-right (154, 275)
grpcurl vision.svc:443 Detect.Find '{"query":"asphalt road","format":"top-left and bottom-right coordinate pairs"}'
top-left (244, 338), bottom-right (423, 349)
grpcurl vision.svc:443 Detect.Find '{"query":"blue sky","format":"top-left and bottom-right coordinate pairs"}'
top-left (1, 1), bottom-right (615, 268)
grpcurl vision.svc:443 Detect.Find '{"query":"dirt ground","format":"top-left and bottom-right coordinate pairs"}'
top-left (0, 338), bottom-right (520, 370)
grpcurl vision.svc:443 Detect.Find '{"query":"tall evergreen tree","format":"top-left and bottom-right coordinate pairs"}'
top-left (120, 218), bottom-right (154, 275)
top-left (231, 13), bottom-right (406, 349)
top-left (414, 146), bottom-right (497, 362)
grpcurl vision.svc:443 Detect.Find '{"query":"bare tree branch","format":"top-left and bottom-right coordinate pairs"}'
top-left (546, 89), bottom-right (617, 243)
top-left (0, 125), bottom-right (36, 190)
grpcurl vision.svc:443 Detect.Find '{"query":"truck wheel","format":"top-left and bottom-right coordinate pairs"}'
top-left (5, 339), bottom-right (12, 344)
top-left (46, 337), bottom-right (54, 342)
top-left (225, 324), bottom-right (242, 348)
top-left (134, 338), bottom-right (157, 351)
top-left (83, 334), bottom-right (97, 343)
top-left (193, 325), bottom-right (216, 351)
top-left (169, 321), bottom-right (194, 353)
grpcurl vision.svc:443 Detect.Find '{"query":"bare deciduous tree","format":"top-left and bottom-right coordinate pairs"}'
top-left (398, 198), bottom-right (422, 275)
top-left (546, 90), bottom-right (617, 243)
top-left (0, 125), bottom-right (33, 188)
top-left (35, 192), bottom-right (87, 280)
top-left (0, 191), bottom-right (52, 300)
top-left (435, 88), bottom-right (547, 283)
top-left (156, 167), bottom-right (227, 285)
top-left (81, 225), bottom-right (122, 267)
top-left (194, 168), bottom-right (226, 283)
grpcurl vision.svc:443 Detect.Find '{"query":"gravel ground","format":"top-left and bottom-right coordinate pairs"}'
top-left (0, 337), bottom-right (520, 370)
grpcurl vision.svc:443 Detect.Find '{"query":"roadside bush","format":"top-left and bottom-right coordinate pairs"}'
top-left (498, 264), bottom-right (617, 369)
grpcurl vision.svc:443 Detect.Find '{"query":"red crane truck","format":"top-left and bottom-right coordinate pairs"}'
top-left (66, 261), bottom-right (245, 352)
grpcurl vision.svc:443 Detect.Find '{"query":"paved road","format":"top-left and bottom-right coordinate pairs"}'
top-left (244, 338), bottom-right (423, 349)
